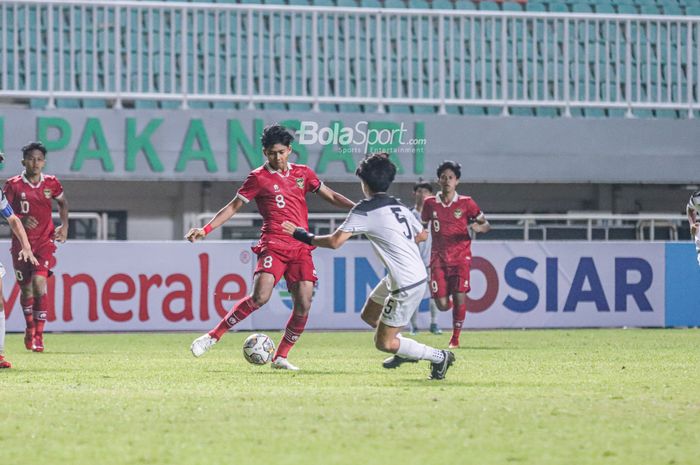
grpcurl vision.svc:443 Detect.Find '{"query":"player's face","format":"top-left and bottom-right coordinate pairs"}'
top-left (414, 187), bottom-right (431, 207)
top-left (264, 144), bottom-right (291, 172)
top-left (22, 149), bottom-right (46, 177)
top-left (438, 169), bottom-right (459, 194)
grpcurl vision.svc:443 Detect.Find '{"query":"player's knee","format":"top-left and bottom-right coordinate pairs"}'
top-left (251, 292), bottom-right (271, 307)
top-left (373, 334), bottom-right (392, 352)
top-left (435, 299), bottom-right (451, 311)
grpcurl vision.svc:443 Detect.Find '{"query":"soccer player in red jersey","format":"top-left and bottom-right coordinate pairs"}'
top-left (187, 124), bottom-right (354, 370)
top-left (0, 150), bottom-right (40, 368)
top-left (3, 142), bottom-right (69, 353)
top-left (421, 161), bottom-right (490, 349)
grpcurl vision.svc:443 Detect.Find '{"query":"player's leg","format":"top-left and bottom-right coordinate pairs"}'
top-left (430, 265), bottom-right (452, 311)
top-left (426, 267), bottom-right (442, 334)
top-left (449, 291), bottom-right (467, 349)
top-left (271, 248), bottom-right (317, 370)
top-left (30, 272), bottom-right (49, 352)
top-left (448, 263), bottom-right (471, 349)
top-left (694, 227), bottom-right (700, 266)
top-left (361, 277), bottom-right (390, 329)
top-left (271, 280), bottom-right (313, 370)
top-left (191, 271), bottom-right (276, 357)
top-left (429, 298), bottom-right (442, 335)
top-left (13, 259), bottom-right (35, 350)
top-left (374, 287), bottom-right (455, 379)
top-left (0, 277), bottom-right (10, 369)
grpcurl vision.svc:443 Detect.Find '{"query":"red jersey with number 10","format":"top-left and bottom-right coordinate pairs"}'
top-left (3, 173), bottom-right (64, 247)
top-left (421, 192), bottom-right (482, 265)
top-left (236, 163), bottom-right (322, 251)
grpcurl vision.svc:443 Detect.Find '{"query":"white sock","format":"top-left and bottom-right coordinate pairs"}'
top-left (396, 335), bottom-right (445, 363)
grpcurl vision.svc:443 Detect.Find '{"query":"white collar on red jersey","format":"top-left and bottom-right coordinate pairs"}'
top-left (436, 191), bottom-right (459, 207)
top-left (21, 171), bottom-right (45, 188)
top-left (264, 162), bottom-right (293, 177)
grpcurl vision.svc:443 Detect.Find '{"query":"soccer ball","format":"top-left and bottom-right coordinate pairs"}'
top-left (242, 333), bottom-right (275, 365)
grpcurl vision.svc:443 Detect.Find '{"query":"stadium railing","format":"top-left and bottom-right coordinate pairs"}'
top-left (190, 211), bottom-right (688, 241)
top-left (0, 0), bottom-right (698, 117)
top-left (0, 211), bottom-right (107, 240)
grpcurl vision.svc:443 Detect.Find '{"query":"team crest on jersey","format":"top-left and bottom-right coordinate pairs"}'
top-left (20, 192), bottom-right (26, 199)
top-left (295, 178), bottom-right (304, 189)
top-left (453, 208), bottom-right (463, 219)
top-left (43, 189), bottom-right (52, 199)
top-left (274, 184), bottom-right (280, 191)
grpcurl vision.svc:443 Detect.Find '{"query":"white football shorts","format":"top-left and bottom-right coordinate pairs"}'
top-left (369, 276), bottom-right (425, 328)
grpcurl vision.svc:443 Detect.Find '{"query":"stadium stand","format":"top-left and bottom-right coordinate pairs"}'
top-left (0, 0), bottom-right (697, 117)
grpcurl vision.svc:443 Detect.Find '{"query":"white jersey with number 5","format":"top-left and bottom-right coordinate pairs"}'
top-left (339, 193), bottom-right (427, 292)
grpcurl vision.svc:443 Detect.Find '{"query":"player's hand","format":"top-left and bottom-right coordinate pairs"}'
top-left (185, 227), bottom-right (206, 243)
top-left (692, 223), bottom-right (699, 237)
top-left (23, 215), bottom-right (39, 230)
top-left (281, 221), bottom-right (298, 235)
top-left (18, 248), bottom-right (39, 266)
top-left (54, 224), bottom-right (68, 243)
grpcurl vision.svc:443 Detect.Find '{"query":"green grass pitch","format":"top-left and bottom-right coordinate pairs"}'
top-left (1, 329), bottom-right (698, 465)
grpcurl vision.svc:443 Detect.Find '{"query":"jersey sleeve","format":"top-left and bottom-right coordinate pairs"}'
top-left (338, 209), bottom-right (368, 235)
top-left (466, 198), bottom-right (483, 221)
top-left (420, 201), bottom-right (432, 224)
top-left (3, 180), bottom-right (14, 204)
top-left (0, 190), bottom-right (13, 219)
top-left (305, 167), bottom-right (322, 193)
top-left (235, 171), bottom-right (259, 203)
top-left (408, 208), bottom-right (424, 235)
top-left (51, 177), bottom-right (65, 199)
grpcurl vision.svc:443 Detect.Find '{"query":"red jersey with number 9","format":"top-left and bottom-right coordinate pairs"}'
top-left (3, 173), bottom-right (63, 248)
top-left (236, 163), bottom-right (322, 251)
top-left (421, 192), bottom-right (482, 265)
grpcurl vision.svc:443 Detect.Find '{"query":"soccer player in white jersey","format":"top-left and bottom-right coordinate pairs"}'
top-left (282, 153), bottom-right (455, 380)
top-left (0, 151), bottom-right (40, 368)
top-left (407, 182), bottom-right (442, 336)
top-left (686, 190), bottom-right (700, 266)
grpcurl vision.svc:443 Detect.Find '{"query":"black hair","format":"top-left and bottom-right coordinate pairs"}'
top-left (436, 160), bottom-right (461, 179)
top-left (21, 141), bottom-right (47, 159)
top-left (413, 182), bottom-right (433, 193)
top-left (355, 152), bottom-right (396, 193)
top-left (260, 124), bottom-right (294, 150)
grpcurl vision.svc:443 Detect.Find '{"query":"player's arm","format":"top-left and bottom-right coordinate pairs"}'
top-left (315, 184), bottom-right (356, 210)
top-left (471, 213), bottom-right (491, 234)
top-left (54, 194), bottom-right (69, 243)
top-left (6, 214), bottom-right (39, 266)
top-left (687, 205), bottom-right (698, 236)
top-left (281, 221), bottom-right (352, 249)
top-left (186, 197), bottom-right (245, 242)
top-left (415, 229), bottom-right (428, 244)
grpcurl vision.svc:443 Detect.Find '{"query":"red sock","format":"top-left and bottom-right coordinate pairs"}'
top-left (451, 302), bottom-right (467, 344)
top-left (208, 296), bottom-right (260, 341)
top-left (20, 296), bottom-right (34, 331)
top-left (274, 313), bottom-right (309, 360)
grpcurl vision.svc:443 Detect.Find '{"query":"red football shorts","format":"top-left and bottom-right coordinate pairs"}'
top-left (12, 241), bottom-right (57, 285)
top-left (252, 244), bottom-right (317, 286)
top-left (429, 257), bottom-right (472, 298)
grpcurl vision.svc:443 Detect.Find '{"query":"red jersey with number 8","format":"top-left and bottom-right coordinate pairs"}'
top-left (3, 173), bottom-right (64, 248)
top-left (236, 163), bottom-right (322, 251)
top-left (421, 192), bottom-right (482, 266)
